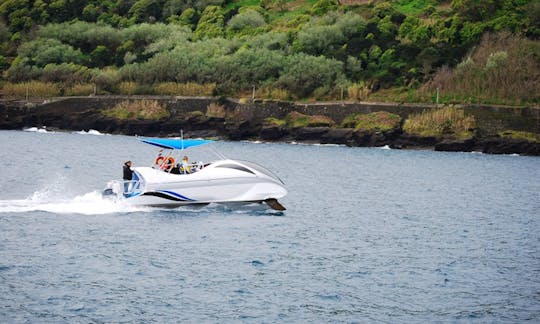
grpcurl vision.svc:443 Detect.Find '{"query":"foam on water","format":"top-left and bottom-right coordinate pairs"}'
top-left (74, 129), bottom-right (107, 136)
top-left (0, 186), bottom-right (280, 216)
top-left (23, 127), bottom-right (53, 133)
top-left (0, 190), bottom-right (148, 215)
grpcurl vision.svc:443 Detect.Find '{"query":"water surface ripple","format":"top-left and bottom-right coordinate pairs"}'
top-left (0, 130), bottom-right (539, 322)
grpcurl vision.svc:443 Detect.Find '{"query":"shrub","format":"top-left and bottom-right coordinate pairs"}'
top-left (341, 111), bottom-right (401, 132)
top-left (102, 100), bottom-right (170, 120)
top-left (403, 107), bottom-right (476, 139)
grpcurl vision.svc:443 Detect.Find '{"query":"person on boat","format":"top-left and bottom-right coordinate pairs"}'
top-left (181, 155), bottom-right (191, 174)
top-left (170, 163), bottom-right (181, 174)
top-left (123, 161), bottom-right (133, 194)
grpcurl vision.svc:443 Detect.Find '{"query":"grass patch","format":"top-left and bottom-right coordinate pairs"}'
top-left (366, 87), bottom-right (414, 103)
top-left (119, 81), bottom-right (138, 95)
top-left (342, 111), bottom-right (401, 132)
top-left (188, 110), bottom-right (205, 118)
top-left (206, 103), bottom-right (227, 118)
top-left (255, 87), bottom-right (291, 101)
top-left (403, 107), bottom-right (476, 139)
top-left (499, 130), bottom-right (540, 143)
top-left (2, 81), bottom-right (61, 98)
top-left (285, 111), bottom-right (335, 128)
top-left (394, 0), bottom-right (437, 15)
top-left (154, 82), bottom-right (216, 96)
top-left (65, 83), bottom-right (94, 96)
top-left (103, 100), bottom-right (170, 120)
top-left (348, 82), bottom-right (373, 101)
top-left (264, 117), bottom-right (286, 127)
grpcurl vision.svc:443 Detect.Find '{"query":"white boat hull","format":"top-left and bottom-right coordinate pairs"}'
top-left (104, 159), bottom-right (287, 210)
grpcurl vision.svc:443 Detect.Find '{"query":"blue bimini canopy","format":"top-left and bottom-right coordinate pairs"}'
top-left (140, 138), bottom-right (213, 150)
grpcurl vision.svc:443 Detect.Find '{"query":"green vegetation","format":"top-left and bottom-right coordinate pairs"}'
top-left (0, 0), bottom-right (538, 105)
top-left (403, 107), bottom-right (476, 139)
top-left (153, 82), bottom-right (216, 96)
top-left (284, 111), bottom-right (335, 128)
top-left (264, 117), bottom-right (286, 127)
top-left (341, 111), bottom-right (401, 132)
top-left (416, 32), bottom-right (540, 106)
top-left (499, 130), bottom-right (540, 143)
top-left (103, 100), bottom-right (170, 120)
top-left (3, 81), bottom-right (61, 97)
top-left (206, 103), bottom-right (227, 118)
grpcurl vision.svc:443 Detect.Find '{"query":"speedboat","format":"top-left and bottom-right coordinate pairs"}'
top-left (102, 138), bottom-right (287, 210)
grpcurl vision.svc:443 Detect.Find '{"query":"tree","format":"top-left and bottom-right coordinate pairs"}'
top-left (90, 45), bottom-right (114, 67)
top-left (311, 0), bottom-right (339, 16)
top-left (173, 7), bottom-right (197, 29)
top-left (194, 5), bottom-right (224, 39)
top-left (277, 53), bottom-right (345, 98)
top-left (129, 0), bottom-right (163, 23)
top-left (17, 38), bottom-right (84, 67)
top-left (451, 0), bottom-right (500, 22)
top-left (227, 9), bottom-right (266, 34)
top-left (82, 4), bottom-right (101, 22)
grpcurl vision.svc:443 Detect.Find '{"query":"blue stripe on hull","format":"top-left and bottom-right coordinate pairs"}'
top-left (158, 190), bottom-right (195, 201)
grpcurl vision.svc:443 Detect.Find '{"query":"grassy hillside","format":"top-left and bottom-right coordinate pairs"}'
top-left (0, 0), bottom-right (538, 105)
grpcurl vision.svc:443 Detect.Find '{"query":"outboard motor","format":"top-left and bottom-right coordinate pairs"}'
top-left (102, 188), bottom-right (115, 197)
top-left (101, 180), bottom-right (123, 198)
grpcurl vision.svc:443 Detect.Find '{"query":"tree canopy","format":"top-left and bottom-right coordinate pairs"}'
top-left (0, 0), bottom-right (538, 103)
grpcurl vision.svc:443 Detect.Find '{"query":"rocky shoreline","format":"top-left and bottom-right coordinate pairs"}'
top-left (1, 96), bottom-right (539, 156)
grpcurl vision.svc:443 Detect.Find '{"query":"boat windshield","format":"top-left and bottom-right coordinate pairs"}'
top-left (238, 160), bottom-right (285, 184)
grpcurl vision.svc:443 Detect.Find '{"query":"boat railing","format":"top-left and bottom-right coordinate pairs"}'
top-left (158, 161), bottom-right (207, 174)
top-left (107, 179), bottom-right (142, 197)
top-left (123, 180), bottom-right (142, 196)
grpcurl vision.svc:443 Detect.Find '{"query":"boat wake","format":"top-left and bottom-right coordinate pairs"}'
top-left (0, 191), bottom-right (148, 215)
top-left (0, 191), bottom-right (284, 216)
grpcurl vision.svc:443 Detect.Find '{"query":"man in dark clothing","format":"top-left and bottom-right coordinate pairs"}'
top-left (123, 161), bottom-right (133, 195)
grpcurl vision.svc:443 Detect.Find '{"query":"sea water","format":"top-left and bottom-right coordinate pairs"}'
top-left (0, 129), bottom-right (539, 322)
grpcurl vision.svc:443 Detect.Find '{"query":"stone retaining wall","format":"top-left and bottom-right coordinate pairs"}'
top-left (1, 96), bottom-right (539, 134)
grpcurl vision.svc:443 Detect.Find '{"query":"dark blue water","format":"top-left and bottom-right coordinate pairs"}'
top-left (1, 129), bottom-right (539, 322)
